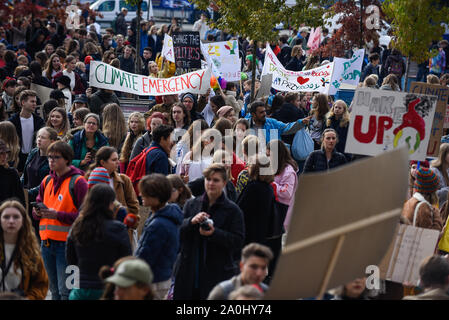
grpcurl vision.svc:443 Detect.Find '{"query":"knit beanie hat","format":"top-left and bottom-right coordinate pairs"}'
top-left (88, 167), bottom-right (111, 189)
top-left (410, 160), bottom-right (430, 169)
top-left (414, 167), bottom-right (439, 194)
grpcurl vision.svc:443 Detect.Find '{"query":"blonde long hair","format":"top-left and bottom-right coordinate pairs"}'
top-left (0, 121), bottom-right (20, 168)
top-left (431, 143), bottom-right (449, 186)
top-left (102, 103), bottom-right (127, 150)
top-left (120, 112), bottom-right (146, 162)
top-left (0, 200), bottom-right (42, 275)
top-left (326, 100), bottom-right (350, 128)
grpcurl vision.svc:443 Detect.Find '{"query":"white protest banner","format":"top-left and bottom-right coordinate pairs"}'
top-left (162, 34), bottom-right (175, 63)
top-left (200, 40), bottom-right (240, 82)
top-left (345, 88), bottom-right (437, 160)
top-left (262, 44), bottom-right (334, 94)
top-left (329, 49), bottom-right (365, 95)
top-left (89, 60), bottom-right (211, 96)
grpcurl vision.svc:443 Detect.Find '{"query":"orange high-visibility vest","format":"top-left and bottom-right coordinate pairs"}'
top-left (39, 174), bottom-right (82, 242)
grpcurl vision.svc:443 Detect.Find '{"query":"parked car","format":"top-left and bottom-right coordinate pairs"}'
top-left (89, 0), bottom-right (195, 25)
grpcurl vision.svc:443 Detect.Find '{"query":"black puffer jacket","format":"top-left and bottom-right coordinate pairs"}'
top-left (66, 219), bottom-right (132, 289)
top-left (303, 148), bottom-right (347, 173)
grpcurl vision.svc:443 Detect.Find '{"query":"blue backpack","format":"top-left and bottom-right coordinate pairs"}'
top-left (291, 128), bottom-right (314, 161)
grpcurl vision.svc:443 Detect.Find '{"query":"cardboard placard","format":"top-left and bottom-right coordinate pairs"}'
top-left (345, 88), bottom-right (437, 161)
top-left (256, 74), bottom-right (273, 99)
top-left (379, 224), bottom-right (439, 286)
top-left (264, 147), bottom-right (409, 299)
top-left (172, 31), bottom-right (201, 75)
top-left (408, 82), bottom-right (449, 156)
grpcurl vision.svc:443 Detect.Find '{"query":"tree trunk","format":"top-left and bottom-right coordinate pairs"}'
top-left (250, 42), bottom-right (258, 103)
top-left (404, 56), bottom-right (411, 91)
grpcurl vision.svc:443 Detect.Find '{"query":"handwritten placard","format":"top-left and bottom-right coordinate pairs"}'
top-left (261, 44), bottom-right (334, 94)
top-left (172, 31), bottom-right (201, 75)
top-left (383, 224), bottom-right (439, 286)
top-left (329, 49), bottom-right (365, 95)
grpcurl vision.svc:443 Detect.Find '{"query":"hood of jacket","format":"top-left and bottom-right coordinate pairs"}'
top-left (49, 165), bottom-right (84, 193)
top-left (153, 203), bottom-right (183, 226)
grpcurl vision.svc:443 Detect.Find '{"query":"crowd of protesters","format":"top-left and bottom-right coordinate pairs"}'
top-left (0, 7), bottom-right (449, 302)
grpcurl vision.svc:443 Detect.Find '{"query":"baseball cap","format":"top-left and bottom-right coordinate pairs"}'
top-left (50, 89), bottom-right (68, 100)
top-left (105, 259), bottom-right (153, 288)
top-left (74, 94), bottom-right (88, 104)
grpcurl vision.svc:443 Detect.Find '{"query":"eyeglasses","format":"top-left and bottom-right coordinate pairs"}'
top-left (86, 121), bottom-right (98, 126)
top-left (48, 155), bottom-right (62, 160)
top-left (0, 151), bottom-right (10, 156)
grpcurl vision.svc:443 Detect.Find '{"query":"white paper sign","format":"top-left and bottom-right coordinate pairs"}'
top-left (345, 88), bottom-right (437, 160)
top-left (262, 44), bottom-right (334, 94)
top-left (200, 40), bottom-right (241, 82)
top-left (89, 60), bottom-right (211, 96)
top-left (329, 49), bottom-right (365, 95)
top-left (162, 34), bottom-right (175, 63)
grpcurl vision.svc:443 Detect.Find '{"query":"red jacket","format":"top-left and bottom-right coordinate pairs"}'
top-left (53, 71), bottom-right (85, 95)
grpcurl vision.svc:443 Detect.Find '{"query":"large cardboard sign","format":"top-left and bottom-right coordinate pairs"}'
top-left (261, 44), bottom-right (334, 94)
top-left (408, 82), bottom-right (449, 156)
top-left (89, 61), bottom-right (211, 96)
top-left (265, 147), bottom-right (409, 299)
top-left (345, 88), bottom-right (437, 161)
top-left (329, 49), bottom-right (365, 95)
top-left (379, 224), bottom-right (439, 287)
top-left (200, 40), bottom-right (241, 82)
top-left (172, 31), bottom-right (201, 75)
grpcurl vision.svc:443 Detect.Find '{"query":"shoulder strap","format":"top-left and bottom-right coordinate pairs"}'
top-left (412, 193), bottom-right (433, 227)
top-left (219, 279), bottom-right (235, 299)
top-left (69, 174), bottom-right (82, 210)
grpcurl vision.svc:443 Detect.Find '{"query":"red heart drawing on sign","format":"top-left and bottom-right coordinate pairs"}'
top-left (297, 76), bottom-right (310, 85)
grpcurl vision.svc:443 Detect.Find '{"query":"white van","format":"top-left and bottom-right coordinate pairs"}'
top-left (89, 0), bottom-right (195, 26)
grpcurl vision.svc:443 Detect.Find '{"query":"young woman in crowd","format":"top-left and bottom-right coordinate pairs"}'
top-left (236, 154), bottom-right (281, 283)
top-left (87, 146), bottom-right (139, 223)
top-left (0, 139), bottom-right (25, 205)
top-left (68, 113), bottom-right (109, 170)
top-left (326, 99), bottom-right (351, 161)
top-left (46, 107), bottom-right (70, 139)
top-left (232, 118), bottom-right (250, 160)
top-left (170, 102), bottom-right (191, 139)
top-left (402, 167), bottom-right (444, 231)
top-left (167, 174), bottom-right (192, 210)
top-left (267, 139), bottom-right (299, 232)
top-left (180, 93), bottom-right (203, 122)
top-left (66, 184), bottom-right (132, 300)
top-left (120, 112), bottom-right (146, 173)
top-left (308, 93), bottom-right (330, 150)
top-left (0, 121), bottom-right (20, 169)
top-left (43, 53), bottom-right (62, 81)
top-left (130, 112), bottom-right (167, 161)
top-left (431, 143), bottom-right (449, 207)
top-left (408, 160), bottom-right (430, 200)
top-left (102, 103), bottom-right (127, 153)
top-left (303, 128), bottom-right (347, 173)
top-left (174, 119), bottom-right (209, 175)
top-left (187, 149), bottom-right (237, 202)
top-left (100, 257), bottom-right (156, 300)
top-left (0, 200), bottom-right (48, 299)
top-left (179, 128), bottom-right (221, 182)
top-left (21, 127), bottom-right (58, 239)
top-left (236, 135), bottom-right (261, 194)
top-left (135, 174), bottom-right (183, 299)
